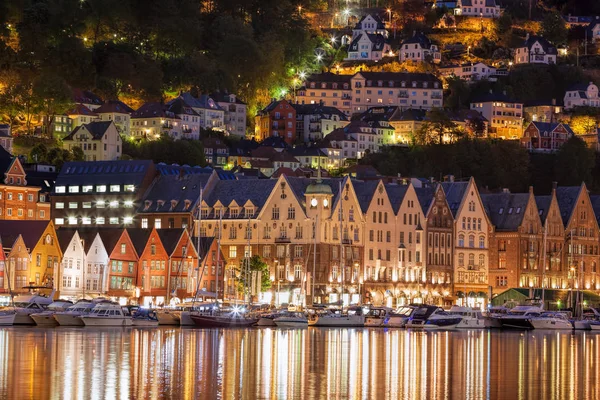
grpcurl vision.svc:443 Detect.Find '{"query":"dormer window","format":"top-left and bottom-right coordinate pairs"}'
top-left (144, 200), bottom-right (152, 211)
top-left (343, 83), bottom-right (349, 89)
top-left (230, 208), bottom-right (239, 218)
top-left (401, 81), bottom-right (406, 88)
top-left (170, 200), bottom-right (178, 210)
top-left (434, 82), bottom-right (439, 88)
top-left (332, 83), bottom-right (338, 89)
top-left (245, 207), bottom-right (254, 218)
top-left (321, 83), bottom-right (327, 89)
top-left (157, 200), bottom-right (165, 210)
top-left (367, 80), bottom-right (372, 86)
top-left (184, 200), bottom-right (191, 210)
top-left (377, 81), bottom-right (383, 87)
top-left (310, 82), bottom-right (315, 88)
top-left (388, 81), bottom-right (394, 87)
top-left (412, 81), bottom-right (417, 88)
top-left (423, 82), bottom-right (428, 88)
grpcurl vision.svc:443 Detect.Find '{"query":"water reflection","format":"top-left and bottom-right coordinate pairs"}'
top-left (0, 327), bottom-right (598, 399)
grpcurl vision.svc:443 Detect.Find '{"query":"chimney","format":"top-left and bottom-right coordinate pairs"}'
top-left (552, 181), bottom-right (557, 194)
top-left (444, 174), bottom-right (455, 182)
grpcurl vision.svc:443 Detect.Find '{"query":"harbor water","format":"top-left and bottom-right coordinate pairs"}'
top-left (0, 327), bottom-right (598, 399)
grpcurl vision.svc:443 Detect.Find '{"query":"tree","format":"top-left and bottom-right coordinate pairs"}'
top-left (32, 73), bottom-right (73, 139)
top-left (29, 143), bottom-right (48, 163)
top-left (415, 109), bottom-right (462, 145)
top-left (570, 114), bottom-right (598, 135)
top-left (234, 255), bottom-right (272, 300)
top-left (554, 136), bottom-right (595, 186)
top-left (71, 146), bottom-right (85, 161)
top-left (540, 11), bottom-right (568, 46)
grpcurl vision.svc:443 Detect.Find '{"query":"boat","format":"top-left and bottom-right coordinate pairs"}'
top-left (30, 300), bottom-right (73, 326)
top-left (256, 312), bottom-right (279, 326)
top-left (499, 305), bottom-right (543, 330)
top-left (9, 290), bottom-right (55, 325)
top-left (364, 307), bottom-right (394, 327)
top-left (573, 308), bottom-right (600, 330)
top-left (448, 306), bottom-right (490, 329)
top-left (0, 310), bottom-right (16, 326)
top-left (273, 312), bottom-right (308, 328)
top-left (530, 312), bottom-right (573, 330)
top-left (485, 305), bottom-right (511, 328)
top-left (132, 309), bottom-right (159, 327)
top-left (406, 305), bottom-right (463, 329)
top-left (54, 300), bottom-right (96, 326)
top-left (190, 309), bottom-right (258, 328)
top-left (386, 306), bottom-right (415, 328)
top-left (308, 306), bottom-right (366, 327)
top-left (182, 302), bottom-right (220, 326)
top-left (156, 308), bottom-right (181, 325)
top-left (589, 321), bottom-right (600, 331)
top-left (80, 303), bottom-right (133, 327)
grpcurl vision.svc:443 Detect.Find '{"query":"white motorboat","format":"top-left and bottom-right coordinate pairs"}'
top-left (54, 300), bottom-right (96, 326)
top-left (364, 307), bottom-right (394, 327)
top-left (406, 305), bottom-right (462, 329)
top-left (31, 300), bottom-right (74, 326)
top-left (80, 303), bottom-right (133, 327)
top-left (499, 305), bottom-right (544, 330)
top-left (308, 307), bottom-right (366, 327)
top-left (589, 321), bottom-right (600, 331)
top-left (156, 309), bottom-right (181, 325)
top-left (10, 291), bottom-right (55, 325)
top-left (386, 306), bottom-right (415, 328)
top-left (0, 310), bottom-right (16, 326)
top-left (448, 306), bottom-right (489, 329)
top-left (530, 312), bottom-right (573, 330)
top-left (273, 312), bottom-right (308, 327)
top-left (132, 309), bottom-right (159, 327)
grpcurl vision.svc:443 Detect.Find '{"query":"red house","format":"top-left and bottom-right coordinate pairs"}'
top-left (254, 99), bottom-right (297, 145)
top-left (157, 228), bottom-right (199, 304)
top-left (521, 122), bottom-right (574, 152)
top-left (106, 228), bottom-right (141, 304)
top-left (134, 228), bottom-right (169, 306)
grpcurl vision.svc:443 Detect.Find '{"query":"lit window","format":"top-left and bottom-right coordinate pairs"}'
top-left (155, 219), bottom-right (162, 229)
top-left (96, 201), bottom-right (105, 208)
top-left (82, 202), bottom-right (92, 209)
top-left (82, 217), bottom-right (91, 225)
top-left (68, 217), bottom-right (77, 225)
top-left (110, 185), bottom-right (120, 192)
top-left (68, 186), bottom-right (79, 193)
top-left (96, 217), bottom-right (105, 224)
top-left (124, 185), bottom-right (135, 192)
top-left (55, 218), bottom-right (64, 225)
top-left (109, 201), bottom-right (119, 208)
top-left (82, 185), bottom-right (93, 193)
top-left (69, 202), bottom-right (78, 209)
top-left (55, 202), bottom-right (65, 209)
top-left (109, 217), bottom-right (119, 225)
top-left (124, 216), bottom-right (133, 224)
top-left (141, 218), bottom-right (148, 229)
top-left (96, 185), bottom-right (107, 193)
top-left (124, 200), bottom-right (133, 208)
top-left (55, 186), bottom-right (66, 193)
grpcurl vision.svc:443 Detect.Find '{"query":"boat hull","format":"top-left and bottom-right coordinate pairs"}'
top-left (500, 318), bottom-right (534, 330)
top-left (590, 322), bottom-right (600, 331)
top-left (81, 317), bottom-right (132, 327)
top-left (257, 317), bottom-right (276, 326)
top-left (190, 315), bottom-right (258, 328)
top-left (364, 317), bottom-right (385, 327)
top-left (31, 314), bottom-right (59, 327)
top-left (179, 312), bottom-right (196, 326)
top-left (273, 320), bottom-right (308, 328)
top-left (456, 318), bottom-right (488, 329)
top-left (14, 312), bottom-right (36, 325)
top-left (157, 311), bottom-right (180, 326)
top-left (132, 319), bottom-right (159, 327)
top-left (54, 313), bottom-right (85, 326)
top-left (530, 319), bottom-right (573, 330)
top-left (0, 313), bottom-right (16, 326)
top-left (385, 316), bottom-right (408, 328)
top-left (308, 316), bottom-right (365, 327)
top-left (573, 320), bottom-right (591, 330)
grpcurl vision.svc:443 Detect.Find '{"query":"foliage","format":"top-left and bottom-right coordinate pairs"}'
top-left (414, 108), bottom-right (463, 145)
top-left (122, 137), bottom-right (206, 166)
top-left (540, 11), bottom-right (568, 46)
top-left (570, 115), bottom-right (598, 135)
top-left (234, 255), bottom-right (272, 295)
top-left (554, 136), bottom-right (595, 186)
top-left (28, 143), bottom-right (82, 169)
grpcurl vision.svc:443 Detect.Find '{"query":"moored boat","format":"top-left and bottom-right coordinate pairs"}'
top-left (364, 307), bottom-right (394, 327)
top-left (54, 300), bottom-right (97, 326)
top-left (132, 309), bottom-right (159, 327)
top-left (386, 306), bottom-right (415, 328)
top-left (80, 303), bottom-right (133, 327)
top-left (530, 312), bottom-right (573, 330)
top-left (499, 305), bottom-right (543, 330)
top-left (448, 306), bottom-right (489, 329)
top-left (406, 305), bottom-right (462, 329)
top-left (190, 312), bottom-right (258, 328)
top-left (273, 312), bottom-right (308, 328)
top-left (30, 300), bottom-right (73, 326)
top-left (0, 310), bottom-right (16, 326)
top-left (307, 307), bottom-right (366, 327)
top-left (10, 291), bottom-right (55, 325)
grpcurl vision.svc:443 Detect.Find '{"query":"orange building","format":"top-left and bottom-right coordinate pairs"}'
top-left (158, 229), bottom-right (198, 304)
top-left (254, 99), bottom-right (297, 145)
top-left (106, 228), bottom-right (140, 303)
top-left (0, 147), bottom-right (50, 221)
top-left (134, 228), bottom-right (170, 306)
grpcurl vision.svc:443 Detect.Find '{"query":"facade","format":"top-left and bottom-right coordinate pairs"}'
top-left (254, 99), bottom-right (298, 145)
top-left (0, 147), bottom-right (50, 221)
top-left (470, 93), bottom-right (523, 138)
top-left (95, 101), bottom-right (134, 137)
top-left (524, 101), bottom-right (563, 123)
top-left (514, 34), bottom-right (558, 65)
top-left (179, 93), bottom-right (226, 132)
top-left (66, 104), bottom-right (99, 132)
top-left (62, 121), bottom-right (122, 161)
top-left (564, 82), bottom-right (600, 110)
top-left (346, 15), bottom-right (390, 61)
top-left (297, 73), bottom-right (353, 117)
top-left (211, 92), bottom-right (247, 137)
top-left (106, 229), bottom-right (140, 303)
top-left (203, 137), bottom-right (230, 166)
top-left (293, 103), bottom-right (349, 142)
top-left (0, 125), bottom-right (12, 153)
top-left (130, 102), bottom-right (182, 140)
top-left (438, 62), bottom-right (497, 82)
top-left (399, 32), bottom-right (441, 64)
top-left (51, 160), bottom-right (156, 228)
top-left (165, 97), bottom-right (201, 140)
top-left (455, 0), bottom-right (501, 17)
top-left (587, 17), bottom-right (600, 43)
top-left (160, 229), bottom-right (199, 303)
top-left (351, 72), bottom-right (443, 114)
top-left (520, 122), bottom-right (573, 152)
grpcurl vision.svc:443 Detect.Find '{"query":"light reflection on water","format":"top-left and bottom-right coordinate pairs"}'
top-left (0, 327), bottom-right (598, 399)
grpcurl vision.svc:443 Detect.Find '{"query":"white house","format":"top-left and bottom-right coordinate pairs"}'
top-left (587, 17), bottom-right (600, 42)
top-left (211, 92), bottom-right (247, 138)
top-left (399, 32), bottom-right (441, 64)
top-left (514, 34), bottom-right (557, 65)
top-left (95, 101), bottom-right (134, 138)
top-left (62, 121), bottom-right (122, 161)
top-left (564, 82), bottom-right (600, 110)
top-left (179, 93), bottom-right (226, 132)
top-left (166, 97), bottom-right (201, 140)
top-left (455, 0), bottom-right (501, 18)
top-left (346, 14), bottom-right (391, 61)
top-left (438, 62), bottom-right (497, 82)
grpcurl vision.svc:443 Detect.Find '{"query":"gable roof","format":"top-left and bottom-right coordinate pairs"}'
top-left (481, 193), bottom-right (530, 231)
top-left (156, 229), bottom-right (185, 255)
top-left (527, 122), bottom-right (574, 137)
top-left (402, 32), bottom-right (435, 49)
top-left (385, 183), bottom-right (410, 214)
top-left (459, 0), bottom-right (497, 6)
top-left (131, 102), bottom-right (179, 120)
top-left (96, 228), bottom-right (123, 255)
top-left (353, 180), bottom-right (381, 213)
top-left (63, 121), bottom-right (114, 141)
top-left (138, 173), bottom-right (210, 214)
top-left (205, 179), bottom-right (278, 215)
top-left (415, 186), bottom-right (435, 214)
top-left (535, 195), bottom-right (553, 224)
top-left (56, 229), bottom-right (78, 253)
top-left (126, 228), bottom-right (153, 255)
top-left (71, 88), bottom-right (103, 107)
top-left (67, 103), bottom-right (98, 117)
top-left (355, 14), bottom-right (386, 30)
top-left (471, 92), bottom-right (520, 104)
top-left (0, 221), bottom-right (51, 250)
top-left (300, 73), bottom-right (352, 90)
top-left (209, 91), bottom-right (246, 105)
top-left (0, 145), bottom-right (15, 175)
top-left (441, 181), bottom-right (469, 217)
top-left (94, 100), bottom-right (134, 114)
top-left (355, 72), bottom-right (441, 88)
top-left (555, 186), bottom-right (583, 225)
top-left (292, 104), bottom-right (348, 120)
top-left (521, 35), bottom-right (557, 55)
top-left (166, 97), bottom-right (200, 116)
top-left (590, 195), bottom-right (600, 226)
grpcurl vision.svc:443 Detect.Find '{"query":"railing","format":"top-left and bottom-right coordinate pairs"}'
top-left (275, 236), bottom-right (291, 243)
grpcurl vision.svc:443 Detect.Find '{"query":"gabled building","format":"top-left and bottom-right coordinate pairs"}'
top-left (514, 34), bottom-right (558, 65)
top-left (210, 92), bottom-right (247, 137)
top-left (179, 93), bottom-right (226, 132)
top-left (520, 122), bottom-right (573, 152)
top-left (297, 73), bottom-right (353, 117)
top-left (399, 32), bottom-right (441, 64)
top-left (105, 229), bottom-right (138, 303)
top-left (317, 128), bottom-right (355, 167)
top-left (254, 99), bottom-right (297, 145)
top-left (438, 62), bottom-right (497, 82)
top-left (293, 103), bottom-right (349, 142)
top-left (0, 147), bottom-right (50, 221)
top-left (470, 92), bottom-right (523, 138)
top-left (62, 121), bottom-right (122, 161)
top-left (289, 146), bottom-right (329, 169)
top-left (587, 16), bottom-right (600, 43)
top-left (66, 104), bottom-right (98, 133)
top-left (455, 0), bottom-right (501, 17)
top-left (52, 160), bottom-right (156, 228)
top-left (165, 97), bottom-right (201, 140)
top-left (202, 137), bottom-right (230, 166)
top-left (130, 102), bottom-right (182, 140)
top-left (158, 228), bottom-right (198, 303)
top-left (346, 33), bottom-right (391, 61)
top-left (564, 82), bottom-right (600, 110)
top-left (95, 100), bottom-right (134, 137)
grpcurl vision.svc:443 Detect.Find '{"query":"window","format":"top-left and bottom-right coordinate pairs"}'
top-left (55, 186), bottom-right (66, 193)
top-left (55, 218), bottom-right (64, 225)
top-left (96, 200), bottom-right (105, 208)
top-left (96, 185), bottom-right (106, 192)
top-left (294, 246), bottom-right (303, 258)
top-left (229, 246), bottom-right (237, 258)
top-left (109, 201), bottom-right (119, 208)
top-left (109, 217), bottom-right (119, 225)
top-left (55, 202), bottom-right (65, 209)
top-left (458, 234), bottom-right (464, 247)
top-left (124, 185), bottom-right (135, 192)
top-left (294, 265), bottom-right (302, 280)
top-left (479, 236), bottom-right (485, 248)
top-left (458, 253), bottom-right (464, 266)
top-left (121, 244), bottom-right (126, 254)
top-left (68, 186), bottom-right (79, 193)
top-left (110, 185), bottom-right (120, 192)
top-left (272, 206), bottom-right (280, 220)
top-left (263, 246), bottom-right (271, 258)
top-left (82, 202), bottom-right (92, 209)
top-left (288, 206), bottom-right (296, 220)
top-left (82, 185), bottom-right (93, 193)
top-left (69, 202), bottom-right (78, 209)
top-left (96, 217), bottom-right (105, 224)
top-left (82, 217), bottom-right (91, 225)
top-left (469, 235), bottom-right (475, 248)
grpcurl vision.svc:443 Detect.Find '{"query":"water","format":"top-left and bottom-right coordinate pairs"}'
top-left (0, 327), bottom-right (599, 399)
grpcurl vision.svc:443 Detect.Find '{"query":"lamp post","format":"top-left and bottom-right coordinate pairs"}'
top-left (387, 9), bottom-right (392, 25)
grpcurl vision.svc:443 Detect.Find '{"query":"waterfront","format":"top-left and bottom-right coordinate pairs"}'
top-left (0, 327), bottom-right (599, 399)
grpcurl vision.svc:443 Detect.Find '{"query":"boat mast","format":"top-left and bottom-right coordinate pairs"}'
top-left (215, 208), bottom-right (223, 305)
top-left (339, 181), bottom-right (344, 307)
top-left (312, 213), bottom-right (318, 306)
top-left (192, 188), bottom-right (203, 307)
top-left (541, 221), bottom-right (547, 309)
top-left (246, 215), bottom-right (251, 306)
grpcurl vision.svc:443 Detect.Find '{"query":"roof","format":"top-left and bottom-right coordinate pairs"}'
top-left (131, 102), bottom-right (178, 120)
top-left (179, 93), bottom-right (223, 111)
top-left (292, 104), bottom-right (347, 120)
top-left (166, 97), bottom-right (200, 116)
top-left (94, 100), bottom-right (134, 114)
top-left (301, 73), bottom-right (352, 90)
top-left (591, 195), bottom-right (600, 226)
top-left (415, 186), bottom-right (435, 214)
top-left (0, 124), bottom-right (10, 138)
top-left (57, 229), bottom-right (77, 253)
top-left (459, 0), bottom-right (497, 6)
top-left (96, 229), bottom-right (123, 254)
top-left (209, 91), bottom-right (246, 105)
top-left (402, 32), bottom-right (434, 49)
top-left (587, 17), bottom-right (600, 32)
top-left (195, 236), bottom-right (215, 258)
top-left (138, 173), bottom-right (210, 214)
top-left (345, 164), bottom-right (380, 179)
top-left (259, 136), bottom-right (290, 149)
top-left (126, 228), bottom-right (152, 255)
top-left (63, 121), bottom-right (114, 141)
top-left (355, 72), bottom-right (441, 88)
top-left (354, 14), bottom-right (385, 30)
top-left (55, 160), bottom-right (154, 187)
top-left (289, 146), bottom-right (327, 157)
top-left (353, 180), bottom-right (381, 213)
top-left (471, 92), bottom-right (520, 104)
top-left (286, 176), bottom-right (340, 211)
top-left (441, 181), bottom-right (469, 217)
top-left (527, 122), bottom-right (574, 137)
top-left (521, 35), bottom-right (557, 55)
top-left (555, 186), bottom-right (582, 225)
top-left (535, 195), bottom-right (552, 224)
top-left (204, 179), bottom-right (279, 215)
top-left (270, 151), bottom-right (299, 163)
top-left (0, 221), bottom-right (51, 250)
top-left (202, 137), bottom-right (229, 150)
top-left (385, 183), bottom-right (410, 214)
top-left (566, 82), bottom-right (593, 92)
top-left (481, 193), bottom-right (530, 231)
top-left (0, 146), bottom-right (14, 175)
top-left (67, 103), bottom-right (98, 117)
top-left (72, 88), bottom-right (103, 107)
top-left (156, 229), bottom-right (185, 255)
top-left (349, 33), bottom-right (388, 52)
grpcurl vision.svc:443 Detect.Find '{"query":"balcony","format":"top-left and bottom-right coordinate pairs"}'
top-left (182, 128), bottom-right (193, 134)
top-left (342, 238), bottom-right (353, 245)
top-left (275, 236), bottom-right (291, 243)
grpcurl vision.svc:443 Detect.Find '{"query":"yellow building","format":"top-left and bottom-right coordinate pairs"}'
top-left (62, 121), bottom-right (122, 161)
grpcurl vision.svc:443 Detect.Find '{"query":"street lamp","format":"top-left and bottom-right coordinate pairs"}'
top-left (298, 5), bottom-right (302, 14)
top-left (467, 45), bottom-right (471, 58)
top-left (330, 35), bottom-right (337, 45)
top-left (387, 9), bottom-right (392, 24)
